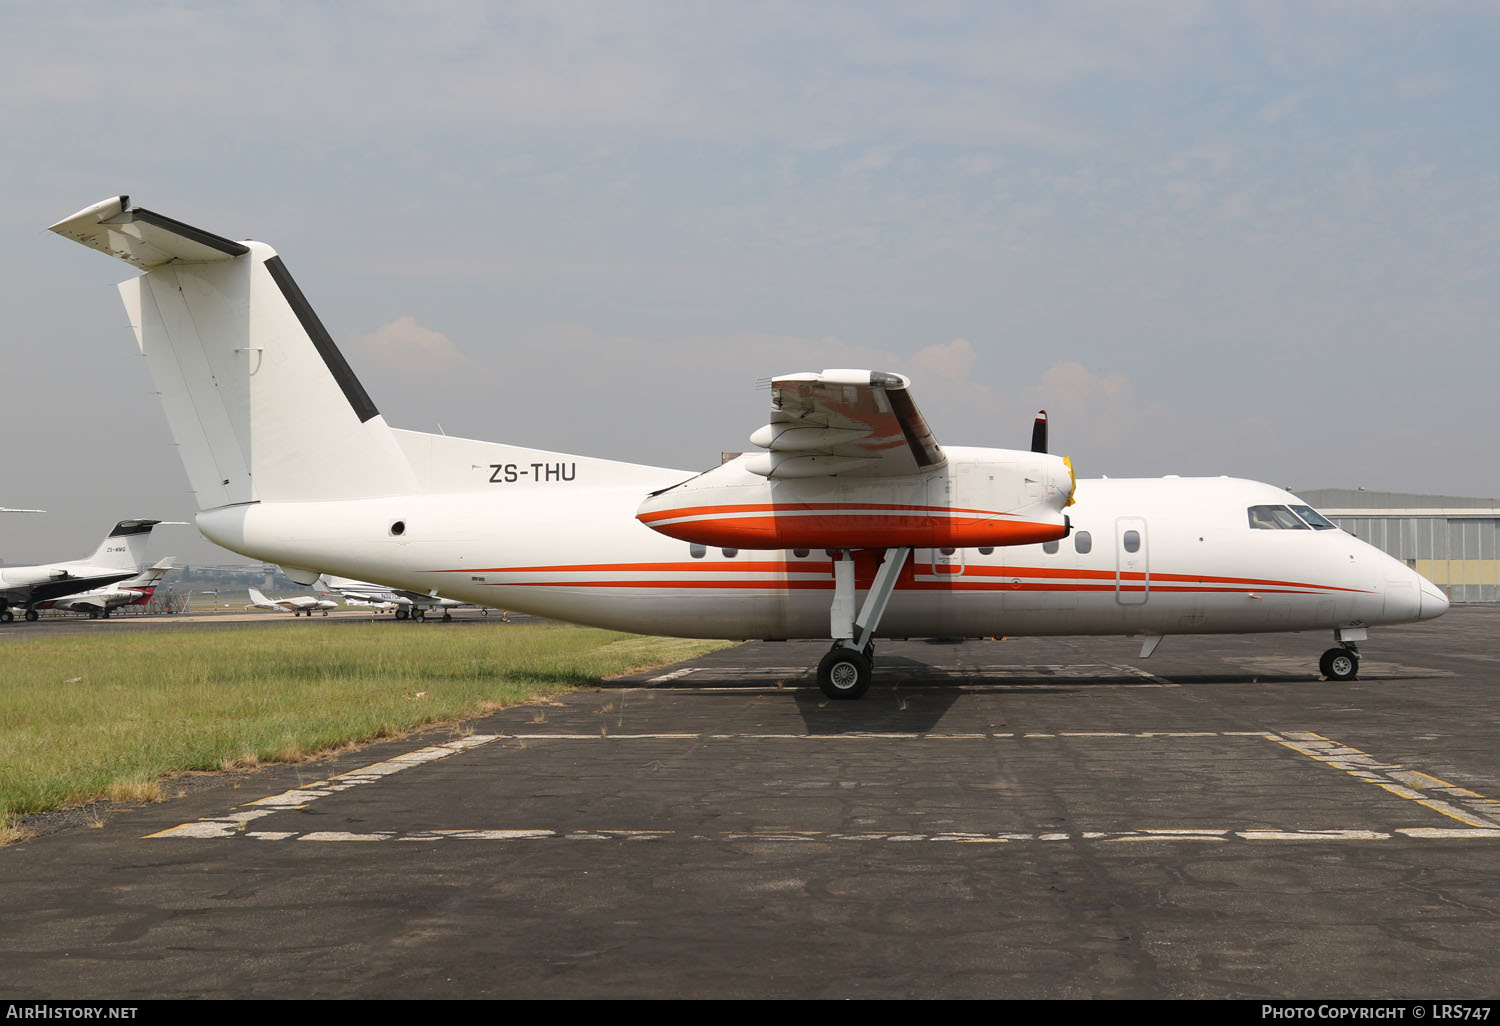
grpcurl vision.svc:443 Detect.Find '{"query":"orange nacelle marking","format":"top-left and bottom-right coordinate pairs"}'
top-left (636, 501), bottom-right (1021, 523)
top-left (638, 511), bottom-right (1066, 549)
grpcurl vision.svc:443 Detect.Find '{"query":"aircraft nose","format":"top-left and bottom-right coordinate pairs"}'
top-left (1418, 576), bottom-right (1450, 620)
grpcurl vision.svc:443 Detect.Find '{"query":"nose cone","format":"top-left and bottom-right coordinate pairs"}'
top-left (1418, 576), bottom-right (1450, 620)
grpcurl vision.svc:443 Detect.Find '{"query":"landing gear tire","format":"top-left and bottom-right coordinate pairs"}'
top-left (395, 608), bottom-right (409, 621)
top-left (24, 609), bottom-right (38, 622)
top-left (442, 612), bottom-right (452, 623)
top-left (818, 647), bottom-right (872, 701)
top-left (0, 610), bottom-right (11, 624)
top-left (1320, 647), bottom-right (1359, 681)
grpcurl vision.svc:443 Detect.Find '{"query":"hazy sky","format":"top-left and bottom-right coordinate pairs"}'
top-left (3, 1), bottom-right (1497, 565)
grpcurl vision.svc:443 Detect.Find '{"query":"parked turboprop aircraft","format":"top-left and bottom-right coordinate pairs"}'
top-left (317, 575), bottom-right (469, 621)
top-left (0, 519), bottom-right (164, 623)
top-left (37, 558), bottom-right (174, 618)
top-left (247, 586), bottom-right (338, 617)
top-left (49, 197), bottom-right (1448, 697)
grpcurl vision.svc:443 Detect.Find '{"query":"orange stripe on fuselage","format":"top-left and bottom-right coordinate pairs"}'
top-left (431, 559), bottom-right (1367, 595)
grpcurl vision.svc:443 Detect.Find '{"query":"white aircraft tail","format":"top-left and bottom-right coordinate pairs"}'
top-left (246, 587), bottom-right (273, 607)
top-left (123, 558), bottom-right (174, 588)
top-left (49, 197), bottom-right (420, 509)
top-left (83, 520), bottom-right (162, 572)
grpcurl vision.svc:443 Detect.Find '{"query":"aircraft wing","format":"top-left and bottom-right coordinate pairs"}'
top-left (744, 370), bottom-right (946, 479)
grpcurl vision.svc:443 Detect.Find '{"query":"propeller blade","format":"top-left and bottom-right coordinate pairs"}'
top-left (1030, 410), bottom-right (1048, 454)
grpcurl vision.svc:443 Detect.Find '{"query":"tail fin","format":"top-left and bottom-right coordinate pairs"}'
top-left (49, 197), bottom-right (419, 509)
top-left (123, 558), bottom-right (174, 588)
top-left (85, 520), bottom-right (161, 571)
top-left (247, 587), bottom-right (272, 606)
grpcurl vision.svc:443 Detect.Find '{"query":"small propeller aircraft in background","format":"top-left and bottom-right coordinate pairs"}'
top-left (48, 197), bottom-right (1447, 697)
top-left (246, 587), bottom-right (339, 617)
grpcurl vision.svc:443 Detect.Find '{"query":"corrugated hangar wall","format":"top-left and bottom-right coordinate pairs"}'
top-left (1298, 489), bottom-right (1500, 603)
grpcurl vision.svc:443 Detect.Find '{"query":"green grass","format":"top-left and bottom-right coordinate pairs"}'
top-left (0, 624), bottom-right (731, 839)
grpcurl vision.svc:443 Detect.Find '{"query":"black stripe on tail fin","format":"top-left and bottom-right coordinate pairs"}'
top-left (262, 256), bottom-right (380, 424)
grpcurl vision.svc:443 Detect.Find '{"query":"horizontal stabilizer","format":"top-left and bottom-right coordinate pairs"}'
top-left (49, 196), bottom-right (249, 270)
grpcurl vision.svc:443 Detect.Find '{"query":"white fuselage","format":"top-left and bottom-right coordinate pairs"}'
top-left (196, 471), bottom-right (1445, 641)
top-left (42, 197), bottom-right (1446, 652)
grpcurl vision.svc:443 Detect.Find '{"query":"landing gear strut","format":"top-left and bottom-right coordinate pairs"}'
top-left (815, 547), bottom-right (908, 701)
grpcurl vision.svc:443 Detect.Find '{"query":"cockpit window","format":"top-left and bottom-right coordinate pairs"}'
top-left (1247, 504), bottom-right (1310, 530)
top-left (1288, 504), bottom-right (1337, 530)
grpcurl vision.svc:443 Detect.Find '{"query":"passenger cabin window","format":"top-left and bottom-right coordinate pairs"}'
top-left (721, 548), bottom-right (739, 558)
top-left (1123, 530), bottom-right (1141, 553)
top-left (1288, 504), bottom-right (1337, 530)
top-left (1075, 531), bottom-right (1092, 554)
top-left (1042, 540), bottom-right (1059, 554)
top-left (1247, 504), bottom-right (1310, 530)
top-left (690, 543), bottom-right (707, 558)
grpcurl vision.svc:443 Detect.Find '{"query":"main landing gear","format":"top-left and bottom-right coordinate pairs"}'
top-left (815, 547), bottom-right (908, 701)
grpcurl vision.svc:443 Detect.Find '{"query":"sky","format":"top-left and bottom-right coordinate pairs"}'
top-left (2, 1), bottom-right (1497, 565)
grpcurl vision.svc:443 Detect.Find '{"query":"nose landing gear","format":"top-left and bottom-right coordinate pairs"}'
top-left (1319, 645), bottom-right (1360, 681)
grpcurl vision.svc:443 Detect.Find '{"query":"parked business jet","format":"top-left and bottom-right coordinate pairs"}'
top-left (37, 558), bottom-right (174, 618)
top-left (49, 197), bottom-right (1448, 697)
top-left (246, 587), bottom-right (339, 617)
top-left (317, 575), bottom-right (468, 621)
top-left (0, 519), bottom-right (164, 623)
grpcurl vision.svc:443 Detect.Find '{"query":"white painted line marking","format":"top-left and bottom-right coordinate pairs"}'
top-left (148, 726), bottom-right (1500, 846)
top-left (152, 734), bottom-right (505, 838)
top-left (645, 667), bottom-right (700, 684)
top-left (1239, 830), bottom-right (1390, 841)
top-left (185, 825), bottom-right (1500, 844)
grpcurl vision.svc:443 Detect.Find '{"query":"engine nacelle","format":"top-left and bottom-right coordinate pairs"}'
top-left (637, 445), bottom-right (1075, 550)
top-left (0, 567), bottom-right (66, 589)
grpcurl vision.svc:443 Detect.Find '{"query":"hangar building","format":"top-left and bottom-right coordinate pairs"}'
top-left (1297, 488), bottom-right (1500, 603)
